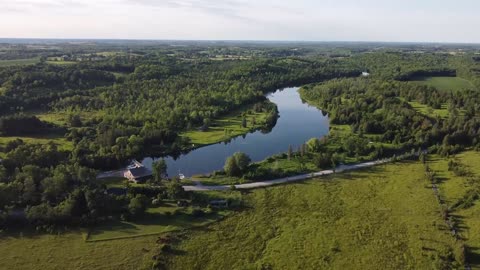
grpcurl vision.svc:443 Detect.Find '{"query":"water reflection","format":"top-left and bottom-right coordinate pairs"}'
top-left (142, 87), bottom-right (329, 177)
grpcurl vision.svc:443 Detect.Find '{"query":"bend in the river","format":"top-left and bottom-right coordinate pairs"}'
top-left (142, 87), bottom-right (330, 177)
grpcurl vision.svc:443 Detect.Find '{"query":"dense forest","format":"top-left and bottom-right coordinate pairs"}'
top-left (1, 41), bottom-right (480, 231)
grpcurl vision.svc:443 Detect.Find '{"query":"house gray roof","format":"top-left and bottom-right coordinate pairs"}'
top-left (128, 167), bottom-right (152, 179)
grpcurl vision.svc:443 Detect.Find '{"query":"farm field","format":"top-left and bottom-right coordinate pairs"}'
top-left (411, 76), bottom-right (476, 91)
top-left (45, 60), bottom-right (77, 65)
top-left (0, 58), bottom-right (40, 66)
top-left (163, 161), bottom-right (462, 269)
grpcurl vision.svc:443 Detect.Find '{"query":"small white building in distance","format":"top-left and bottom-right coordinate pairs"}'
top-left (362, 72), bottom-right (370, 77)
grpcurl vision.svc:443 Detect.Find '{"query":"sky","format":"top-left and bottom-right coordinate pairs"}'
top-left (1, 0), bottom-right (479, 43)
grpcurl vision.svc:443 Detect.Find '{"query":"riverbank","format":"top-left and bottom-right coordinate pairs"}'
top-left (183, 151), bottom-right (418, 191)
top-left (180, 100), bottom-right (278, 147)
top-left (142, 87), bottom-right (330, 177)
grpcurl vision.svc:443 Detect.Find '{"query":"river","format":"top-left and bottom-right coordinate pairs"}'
top-left (141, 87), bottom-right (330, 177)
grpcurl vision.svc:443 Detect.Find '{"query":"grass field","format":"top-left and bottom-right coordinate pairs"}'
top-left (164, 161), bottom-right (461, 269)
top-left (46, 60), bottom-right (77, 66)
top-left (0, 58), bottom-right (40, 67)
top-left (35, 110), bottom-right (105, 127)
top-left (0, 161), bottom-right (466, 269)
top-left (181, 103), bottom-right (274, 146)
top-left (411, 76), bottom-right (476, 91)
top-left (0, 135), bottom-right (73, 152)
top-left (427, 151), bottom-right (480, 267)
top-left (408, 101), bottom-right (450, 118)
top-left (0, 231), bottom-right (159, 269)
top-left (87, 205), bottom-right (227, 242)
top-left (0, 203), bottom-right (231, 269)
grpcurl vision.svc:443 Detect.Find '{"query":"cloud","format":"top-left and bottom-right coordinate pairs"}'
top-left (0, 0), bottom-right (86, 14)
top-left (123, 0), bottom-right (252, 21)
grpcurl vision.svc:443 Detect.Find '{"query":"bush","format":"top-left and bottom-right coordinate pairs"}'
top-left (191, 208), bottom-right (205, 217)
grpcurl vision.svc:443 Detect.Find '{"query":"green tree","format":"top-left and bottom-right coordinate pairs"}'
top-left (306, 138), bottom-right (321, 153)
top-left (0, 165), bottom-right (6, 183)
top-left (241, 116), bottom-right (247, 128)
top-left (68, 114), bottom-right (82, 127)
top-left (224, 156), bottom-right (240, 176)
top-left (203, 118), bottom-right (211, 129)
top-left (166, 180), bottom-right (185, 200)
top-left (152, 159), bottom-right (167, 181)
top-left (233, 152), bottom-right (251, 172)
top-left (128, 194), bottom-right (148, 218)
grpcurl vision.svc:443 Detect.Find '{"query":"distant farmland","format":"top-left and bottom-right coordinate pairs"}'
top-left (411, 76), bottom-right (476, 91)
top-left (0, 57), bottom-right (40, 66)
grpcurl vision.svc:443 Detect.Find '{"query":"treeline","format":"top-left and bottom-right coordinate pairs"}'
top-left (0, 139), bottom-right (189, 231)
top-left (300, 77), bottom-right (480, 158)
top-left (2, 46), bottom-right (480, 230)
top-left (0, 115), bottom-right (50, 136)
top-left (59, 58), bottom-right (360, 169)
top-left (0, 63), bottom-right (116, 113)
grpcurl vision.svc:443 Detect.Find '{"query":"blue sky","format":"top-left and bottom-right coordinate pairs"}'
top-left (1, 0), bottom-right (479, 42)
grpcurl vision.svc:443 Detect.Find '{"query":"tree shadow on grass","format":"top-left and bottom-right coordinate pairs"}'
top-left (167, 248), bottom-right (187, 256)
top-left (88, 211), bottom-right (225, 240)
top-left (466, 246), bottom-right (480, 268)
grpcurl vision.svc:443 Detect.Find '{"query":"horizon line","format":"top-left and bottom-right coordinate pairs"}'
top-left (1, 37), bottom-right (480, 46)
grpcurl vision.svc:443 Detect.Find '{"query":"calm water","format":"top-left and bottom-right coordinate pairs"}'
top-left (142, 87), bottom-right (330, 177)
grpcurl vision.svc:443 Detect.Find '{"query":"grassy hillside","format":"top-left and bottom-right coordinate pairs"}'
top-left (164, 161), bottom-right (461, 269)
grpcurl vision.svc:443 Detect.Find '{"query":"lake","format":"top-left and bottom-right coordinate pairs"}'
top-left (141, 87), bottom-right (330, 177)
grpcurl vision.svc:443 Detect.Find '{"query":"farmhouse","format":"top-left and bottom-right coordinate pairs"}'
top-left (124, 166), bottom-right (152, 183)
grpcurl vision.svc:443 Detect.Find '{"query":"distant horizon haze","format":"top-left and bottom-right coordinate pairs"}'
top-left (1, 0), bottom-right (479, 43)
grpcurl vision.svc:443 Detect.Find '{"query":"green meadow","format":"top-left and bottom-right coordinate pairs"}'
top-left (411, 76), bottom-right (476, 92)
top-left (0, 160), bottom-right (469, 270)
top-left (0, 135), bottom-right (73, 152)
top-left (0, 231), bottom-right (158, 269)
top-left (427, 151), bottom-right (480, 268)
top-left (0, 202), bottom-right (232, 269)
top-left (164, 161), bottom-right (462, 269)
top-left (181, 103), bottom-right (273, 147)
top-left (45, 60), bottom-right (77, 66)
top-left (408, 101), bottom-right (450, 118)
top-left (87, 205), bottom-right (227, 242)
top-left (0, 58), bottom-right (40, 67)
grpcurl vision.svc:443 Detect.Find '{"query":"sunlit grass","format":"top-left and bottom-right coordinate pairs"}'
top-left (408, 101), bottom-right (450, 118)
top-left (411, 76), bottom-right (476, 92)
top-left (0, 58), bottom-right (40, 67)
top-left (165, 161), bottom-right (460, 269)
top-left (429, 150), bottom-right (480, 267)
top-left (181, 104), bottom-right (272, 146)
